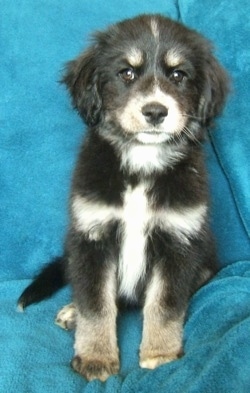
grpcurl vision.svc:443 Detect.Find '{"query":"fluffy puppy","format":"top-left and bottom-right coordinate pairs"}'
top-left (18, 14), bottom-right (229, 381)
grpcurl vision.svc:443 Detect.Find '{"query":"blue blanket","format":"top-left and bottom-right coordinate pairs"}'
top-left (1, 0), bottom-right (250, 391)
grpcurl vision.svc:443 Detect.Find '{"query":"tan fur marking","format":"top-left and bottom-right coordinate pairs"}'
top-left (55, 303), bottom-right (77, 330)
top-left (126, 48), bottom-right (144, 67)
top-left (165, 49), bottom-right (184, 68)
top-left (140, 269), bottom-right (184, 369)
top-left (72, 265), bottom-right (119, 381)
top-left (116, 87), bottom-right (186, 137)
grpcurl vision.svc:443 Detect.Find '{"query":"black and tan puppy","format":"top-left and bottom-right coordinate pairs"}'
top-left (18, 14), bottom-right (229, 381)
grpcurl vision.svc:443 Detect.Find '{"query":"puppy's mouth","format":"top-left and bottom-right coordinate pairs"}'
top-left (135, 131), bottom-right (172, 144)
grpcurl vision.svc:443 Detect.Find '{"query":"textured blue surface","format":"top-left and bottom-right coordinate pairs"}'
top-left (1, 0), bottom-right (250, 391)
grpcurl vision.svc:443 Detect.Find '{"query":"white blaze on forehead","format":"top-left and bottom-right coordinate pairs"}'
top-left (150, 18), bottom-right (160, 40)
top-left (127, 48), bottom-right (144, 67)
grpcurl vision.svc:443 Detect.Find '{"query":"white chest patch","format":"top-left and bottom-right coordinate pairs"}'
top-left (72, 190), bottom-right (207, 302)
top-left (121, 144), bottom-right (186, 174)
top-left (121, 144), bottom-right (164, 174)
top-left (118, 185), bottom-right (149, 300)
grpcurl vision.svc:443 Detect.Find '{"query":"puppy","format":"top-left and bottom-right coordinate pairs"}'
top-left (18, 14), bottom-right (229, 381)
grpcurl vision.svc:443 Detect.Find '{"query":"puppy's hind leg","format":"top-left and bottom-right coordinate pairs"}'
top-left (55, 303), bottom-right (77, 330)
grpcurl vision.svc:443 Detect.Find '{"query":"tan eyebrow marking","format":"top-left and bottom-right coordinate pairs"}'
top-left (165, 49), bottom-right (184, 68)
top-left (126, 48), bottom-right (144, 67)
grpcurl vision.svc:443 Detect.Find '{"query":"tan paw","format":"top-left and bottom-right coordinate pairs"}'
top-left (55, 303), bottom-right (76, 330)
top-left (71, 355), bottom-right (120, 381)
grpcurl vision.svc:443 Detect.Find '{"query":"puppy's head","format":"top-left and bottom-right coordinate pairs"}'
top-left (62, 15), bottom-right (229, 145)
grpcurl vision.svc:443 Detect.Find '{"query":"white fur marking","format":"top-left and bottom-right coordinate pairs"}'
top-left (150, 18), bottom-right (159, 40)
top-left (72, 196), bottom-right (120, 240)
top-left (121, 144), bottom-right (163, 173)
top-left (72, 192), bottom-right (207, 301)
top-left (156, 204), bottom-right (208, 240)
top-left (73, 195), bottom-right (206, 241)
top-left (136, 132), bottom-right (171, 144)
top-left (121, 143), bottom-right (186, 174)
top-left (118, 185), bottom-right (149, 299)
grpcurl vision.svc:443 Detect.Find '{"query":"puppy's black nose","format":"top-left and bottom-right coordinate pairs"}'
top-left (142, 102), bottom-right (168, 125)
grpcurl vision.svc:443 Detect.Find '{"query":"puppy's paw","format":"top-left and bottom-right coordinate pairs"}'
top-left (140, 349), bottom-right (183, 369)
top-left (55, 303), bottom-right (76, 330)
top-left (71, 355), bottom-right (120, 381)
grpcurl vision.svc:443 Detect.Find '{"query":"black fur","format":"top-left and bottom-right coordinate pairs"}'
top-left (18, 14), bottom-right (229, 378)
top-left (18, 257), bottom-right (66, 309)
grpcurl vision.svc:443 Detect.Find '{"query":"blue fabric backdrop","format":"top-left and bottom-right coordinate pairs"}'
top-left (1, 1), bottom-right (250, 392)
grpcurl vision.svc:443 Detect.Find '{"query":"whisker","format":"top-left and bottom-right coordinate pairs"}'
top-left (182, 126), bottom-right (202, 145)
top-left (182, 113), bottom-right (203, 121)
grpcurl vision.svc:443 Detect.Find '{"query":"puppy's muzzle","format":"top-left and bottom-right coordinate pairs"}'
top-left (142, 102), bottom-right (168, 126)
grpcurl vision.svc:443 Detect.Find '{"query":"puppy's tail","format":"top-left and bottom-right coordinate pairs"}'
top-left (17, 256), bottom-right (67, 311)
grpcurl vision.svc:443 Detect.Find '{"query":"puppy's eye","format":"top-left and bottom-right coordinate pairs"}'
top-left (119, 68), bottom-right (136, 83)
top-left (169, 70), bottom-right (186, 84)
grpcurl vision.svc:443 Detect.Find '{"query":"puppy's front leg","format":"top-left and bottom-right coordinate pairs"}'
top-left (140, 267), bottom-right (184, 369)
top-left (72, 301), bottom-right (119, 381)
top-left (68, 236), bottom-right (119, 381)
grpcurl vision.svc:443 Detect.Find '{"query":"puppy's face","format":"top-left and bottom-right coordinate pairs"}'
top-left (63, 15), bottom-right (229, 145)
top-left (99, 27), bottom-right (192, 145)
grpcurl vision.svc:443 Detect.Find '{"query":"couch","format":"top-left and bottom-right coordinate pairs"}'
top-left (1, 1), bottom-right (250, 391)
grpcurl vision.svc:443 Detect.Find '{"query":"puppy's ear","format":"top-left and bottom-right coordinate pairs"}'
top-left (62, 48), bottom-right (102, 126)
top-left (199, 54), bottom-right (230, 126)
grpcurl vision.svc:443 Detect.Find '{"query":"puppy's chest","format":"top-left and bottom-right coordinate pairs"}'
top-left (72, 185), bottom-right (153, 299)
top-left (72, 184), bottom-right (153, 239)
top-left (72, 184), bottom-right (207, 300)
top-left (118, 185), bottom-right (151, 299)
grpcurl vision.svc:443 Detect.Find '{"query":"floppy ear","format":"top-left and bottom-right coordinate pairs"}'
top-left (62, 48), bottom-right (102, 126)
top-left (199, 54), bottom-right (230, 127)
